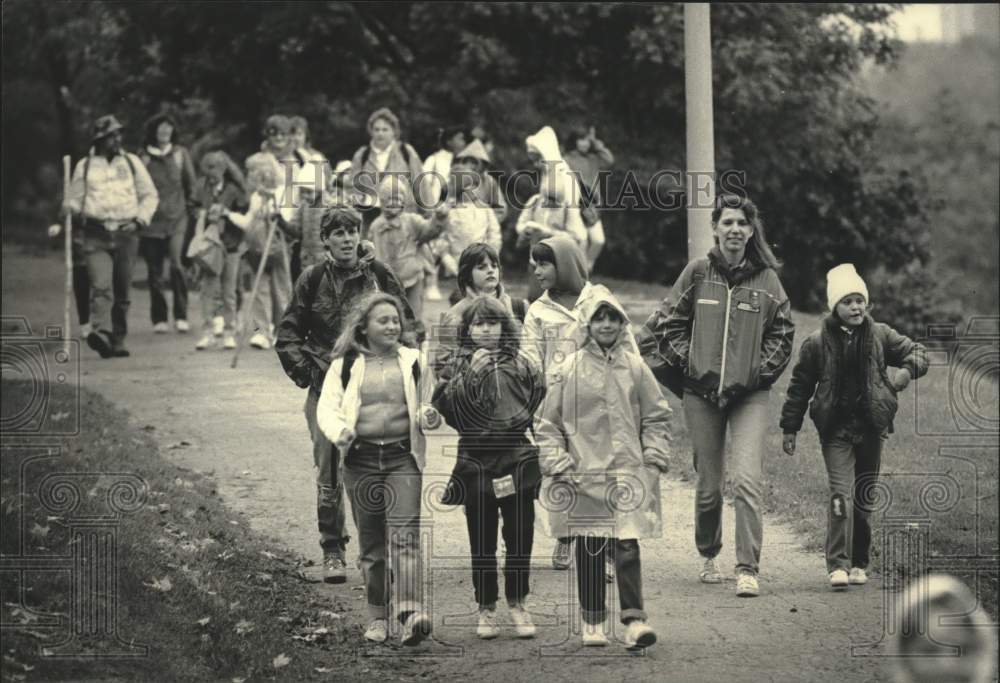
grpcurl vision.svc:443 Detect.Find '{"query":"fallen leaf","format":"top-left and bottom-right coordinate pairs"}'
top-left (167, 442), bottom-right (192, 450)
top-left (196, 617), bottom-right (211, 627)
top-left (157, 504), bottom-right (171, 514)
top-left (50, 411), bottom-right (70, 422)
top-left (261, 550), bottom-right (278, 560)
top-left (319, 610), bottom-right (341, 619)
top-left (315, 667), bottom-right (334, 673)
top-left (234, 620), bottom-right (255, 635)
top-left (272, 653), bottom-right (291, 669)
top-left (145, 577), bottom-right (173, 592)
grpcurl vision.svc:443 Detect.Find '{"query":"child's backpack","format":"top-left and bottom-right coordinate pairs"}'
top-left (357, 141), bottom-right (415, 168)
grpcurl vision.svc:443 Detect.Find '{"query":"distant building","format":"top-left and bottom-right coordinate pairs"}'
top-left (941, 4), bottom-right (1000, 43)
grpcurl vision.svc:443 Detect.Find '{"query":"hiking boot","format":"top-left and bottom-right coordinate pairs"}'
top-left (509, 603), bottom-right (536, 639)
top-left (364, 618), bottom-right (388, 643)
top-left (401, 611), bottom-right (432, 646)
top-left (222, 334), bottom-right (237, 350)
top-left (736, 571), bottom-right (760, 597)
top-left (212, 315), bottom-right (225, 337)
top-left (623, 620), bottom-right (657, 649)
top-left (153, 321), bottom-right (170, 334)
top-left (87, 330), bottom-right (114, 359)
top-left (249, 332), bottom-right (270, 349)
top-left (175, 319), bottom-right (190, 333)
top-left (699, 556), bottom-right (722, 584)
top-left (195, 334), bottom-right (214, 350)
top-left (829, 569), bottom-right (849, 590)
top-left (581, 620), bottom-right (609, 647)
top-left (552, 539), bottom-right (572, 570)
top-left (323, 552), bottom-right (347, 584)
top-left (849, 567), bottom-right (869, 585)
top-left (111, 345), bottom-right (131, 358)
top-left (477, 608), bottom-right (500, 639)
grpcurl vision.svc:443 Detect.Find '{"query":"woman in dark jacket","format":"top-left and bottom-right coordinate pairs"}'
top-left (432, 295), bottom-right (546, 640)
top-left (138, 113), bottom-right (197, 333)
top-left (779, 264), bottom-right (927, 590)
top-left (637, 194), bottom-right (795, 598)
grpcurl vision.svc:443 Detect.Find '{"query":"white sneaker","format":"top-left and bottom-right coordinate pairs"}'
top-left (552, 539), bottom-right (573, 570)
top-left (736, 572), bottom-right (760, 597)
top-left (509, 604), bottom-right (536, 638)
top-left (195, 334), bottom-right (213, 350)
top-left (477, 608), bottom-right (500, 639)
top-left (401, 611), bottom-right (432, 646)
top-left (153, 322), bottom-right (170, 334)
top-left (699, 557), bottom-right (722, 584)
top-left (212, 315), bottom-right (225, 337)
top-left (623, 620), bottom-right (657, 649)
top-left (222, 335), bottom-right (237, 350)
top-left (849, 567), bottom-right (869, 585)
top-left (175, 319), bottom-right (190, 333)
top-left (80, 322), bottom-right (92, 338)
top-left (581, 621), bottom-right (609, 647)
top-left (364, 618), bottom-right (387, 643)
top-left (829, 569), bottom-right (849, 590)
top-left (249, 333), bottom-right (270, 349)
top-left (425, 283), bottom-right (444, 301)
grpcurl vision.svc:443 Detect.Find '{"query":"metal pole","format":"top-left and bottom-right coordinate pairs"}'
top-left (684, 3), bottom-right (716, 261)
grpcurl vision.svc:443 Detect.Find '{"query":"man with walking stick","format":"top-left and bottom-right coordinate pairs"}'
top-left (274, 206), bottom-right (416, 583)
top-left (63, 114), bottom-right (159, 359)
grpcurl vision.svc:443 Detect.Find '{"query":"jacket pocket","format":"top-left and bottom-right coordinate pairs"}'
top-left (688, 297), bottom-right (725, 387)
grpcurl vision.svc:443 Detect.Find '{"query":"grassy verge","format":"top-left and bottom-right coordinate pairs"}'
top-left (1, 380), bottom-right (404, 682)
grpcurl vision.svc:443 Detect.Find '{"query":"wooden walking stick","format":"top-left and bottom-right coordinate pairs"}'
top-left (63, 155), bottom-right (73, 354)
top-left (230, 208), bottom-right (279, 369)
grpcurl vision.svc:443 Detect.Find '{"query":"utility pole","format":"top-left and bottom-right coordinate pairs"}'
top-left (684, 3), bottom-right (716, 260)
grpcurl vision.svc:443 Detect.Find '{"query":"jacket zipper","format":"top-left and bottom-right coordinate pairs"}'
top-left (717, 284), bottom-right (734, 396)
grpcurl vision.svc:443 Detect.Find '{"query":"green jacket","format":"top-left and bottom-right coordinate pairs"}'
top-left (779, 314), bottom-right (928, 439)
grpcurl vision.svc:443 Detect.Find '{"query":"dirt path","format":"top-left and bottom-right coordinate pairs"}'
top-left (3, 250), bottom-right (890, 681)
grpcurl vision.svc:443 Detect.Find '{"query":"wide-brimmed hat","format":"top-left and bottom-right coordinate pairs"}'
top-left (92, 114), bottom-right (124, 142)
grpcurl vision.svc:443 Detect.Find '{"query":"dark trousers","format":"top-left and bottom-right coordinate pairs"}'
top-left (575, 536), bottom-right (646, 625)
top-left (82, 225), bottom-right (138, 346)
top-left (304, 391), bottom-right (349, 553)
top-left (821, 427), bottom-right (885, 571)
top-left (140, 228), bottom-right (188, 324)
top-left (464, 488), bottom-right (535, 608)
top-left (72, 240), bottom-right (90, 325)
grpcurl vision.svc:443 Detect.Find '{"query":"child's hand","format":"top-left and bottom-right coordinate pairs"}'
top-left (782, 433), bottom-right (796, 456)
top-left (891, 368), bottom-right (912, 392)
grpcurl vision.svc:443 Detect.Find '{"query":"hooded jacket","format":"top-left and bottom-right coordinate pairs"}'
top-left (516, 127), bottom-right (587, 249)
top-left (522, 236), bottom-right (638, 376)
top-left (637, 247), bottom-right (795, 408)
top-left (779, 314), bottom-right (928, 439)
top-left (275, 242), bottom-right (416, 394)
top-left (535, 290), bottom-right (672, 540)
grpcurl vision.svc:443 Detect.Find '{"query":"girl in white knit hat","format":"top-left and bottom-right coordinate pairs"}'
top-left (779, 264), bottom-right (928, 590)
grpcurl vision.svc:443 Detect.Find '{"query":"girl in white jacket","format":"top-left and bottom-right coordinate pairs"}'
top-left (316, 292), bottom-right (432, 647)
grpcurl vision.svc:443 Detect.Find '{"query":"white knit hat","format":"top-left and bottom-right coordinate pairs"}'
top-left (826, 264), bottom-right (869, 311)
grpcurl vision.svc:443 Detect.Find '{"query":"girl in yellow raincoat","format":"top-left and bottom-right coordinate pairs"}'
top-left (535, 289), bottom-right (671, 649)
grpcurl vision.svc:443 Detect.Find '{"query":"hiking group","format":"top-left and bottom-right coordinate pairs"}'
top-left (58, 108), bottom-right (928, 649)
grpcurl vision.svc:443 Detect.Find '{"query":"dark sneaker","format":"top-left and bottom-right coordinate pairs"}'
top-left (323, 553), bottom-right (347, 584)
top-left (401, 611), bottom-right (432, 646)
top-left (111, 345), bottom-right (131, 358)
top-left (87, 331), bottom-right (114, 359)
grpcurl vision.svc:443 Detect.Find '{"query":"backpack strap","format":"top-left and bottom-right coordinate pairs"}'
top-left (305, 261), bottom-right (329, 307)
top-left (340, 349), bottom-right (358, 390)
top-left (369, 259), bottom-right (393, 292)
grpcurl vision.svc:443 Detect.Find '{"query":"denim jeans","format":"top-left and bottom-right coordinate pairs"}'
top-left (72, 239), bottom-right (90, 325)
top-left (140, 217), bottom-right (188, 324)
top-left (200, 251), bottom-right (242, 334)
top-left (343, 439), bottom-right (424, 621)
top-left (821, 427), bottom-right (885, 571)
top-left (82, 224), bottom-right (139, 346)
top-left (575, 536), bottom-right (645, 625)
top-left (303, 391), bottom-right (349, 554)
top-left (463, 488), bottom-right (535, 609)
top-left (684, 389), bottom-right (769, 575)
